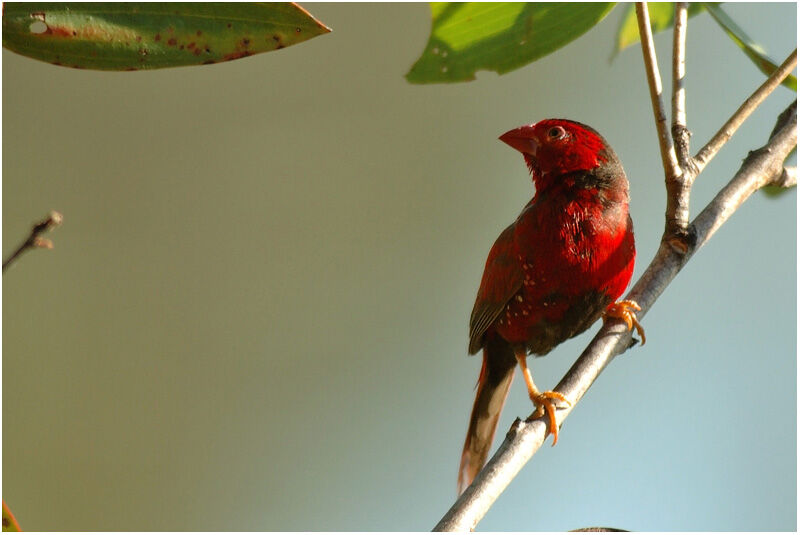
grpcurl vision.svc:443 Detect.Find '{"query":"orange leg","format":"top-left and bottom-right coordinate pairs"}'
top-left (514, 350), bottom-right (571, 445)
top-left (604, 299), bottom-right (646, 345)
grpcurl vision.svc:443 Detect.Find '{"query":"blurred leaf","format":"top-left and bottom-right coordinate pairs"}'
top-left (705, 4), bottom-right (796, 91)
top-left (2, 501), bottom-right (21, 532)
top-left (2, 2), bottom-right (330, 71)
top-left (613, 2), bottom-right (708, 58)
top-left (406, 2), bottom-right (616, 84)
top-left (761, 183), bottom-right (795, 197)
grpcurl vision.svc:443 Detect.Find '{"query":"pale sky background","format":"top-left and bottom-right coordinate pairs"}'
top-left (3, 3), bottom-right (796, 531)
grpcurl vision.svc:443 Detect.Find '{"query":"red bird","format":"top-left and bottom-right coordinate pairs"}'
top-left (459, 119), bottom-right (644, 493)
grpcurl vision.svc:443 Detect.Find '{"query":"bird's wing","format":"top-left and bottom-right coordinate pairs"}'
top-left (468, 223), bottom-right (524, 354)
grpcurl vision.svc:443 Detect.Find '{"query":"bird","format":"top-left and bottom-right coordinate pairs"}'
top-left (458, 119), bottom-right (644, 494)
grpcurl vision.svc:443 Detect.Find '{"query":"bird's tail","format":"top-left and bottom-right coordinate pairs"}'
top-left (458, 335), bottom-right (517, 494)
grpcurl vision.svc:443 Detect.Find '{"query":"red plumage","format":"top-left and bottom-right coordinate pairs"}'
top-left (459, 119), bottom-right (641, 494)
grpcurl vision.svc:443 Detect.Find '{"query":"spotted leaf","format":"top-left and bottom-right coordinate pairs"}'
top-left (2, 2), bottom-right (330, 71)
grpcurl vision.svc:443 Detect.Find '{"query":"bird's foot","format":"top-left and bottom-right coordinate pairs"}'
top-left (604, 299), bottom-right (646, 345)
top-left (529, 390), bottom-right (571, 446)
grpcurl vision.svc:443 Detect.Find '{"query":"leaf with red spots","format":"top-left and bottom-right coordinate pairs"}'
top-left (2, 2), bottom-right (330, 71)
top-left (2, 501), bottom-right (21, 532)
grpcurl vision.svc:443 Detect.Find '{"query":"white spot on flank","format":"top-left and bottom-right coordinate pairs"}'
top-left (516, 295), bottom-right (523, 302)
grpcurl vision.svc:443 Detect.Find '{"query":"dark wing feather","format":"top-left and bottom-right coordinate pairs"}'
top-left (468, 223), bottom-right (524, 354)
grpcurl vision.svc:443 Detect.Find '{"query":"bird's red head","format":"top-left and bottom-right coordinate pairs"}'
top-left (499, 119), bottom-right (613, 190)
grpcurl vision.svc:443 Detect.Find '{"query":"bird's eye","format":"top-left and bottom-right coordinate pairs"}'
top-left (547, 126), bottom-right (566, 139)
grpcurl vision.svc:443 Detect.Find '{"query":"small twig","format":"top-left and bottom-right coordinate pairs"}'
top-left (694, 49), bottom-right (797, 173)
top-left (433, 102), bottom-right (796, 532)
top-left (636, 2), bottom-right (682, 182)
top-left (2, 211), bottom-right (63, 273)
top-left (671, 2), bottom-right (690, 166)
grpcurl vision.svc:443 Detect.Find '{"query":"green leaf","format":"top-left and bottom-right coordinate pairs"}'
top-left (2, 3), bottom-right (330, 71)
top-left (613, 2), bottom-right (708, 58)
top-left (761, 184), bottom-right (794, 197)
top-left (406, 2), bottom-right (616, 84)
top-left (704, 4), bottom-right (796, 91)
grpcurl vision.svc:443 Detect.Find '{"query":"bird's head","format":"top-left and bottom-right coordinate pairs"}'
top-left (499, 119), bottom-right (619, 191)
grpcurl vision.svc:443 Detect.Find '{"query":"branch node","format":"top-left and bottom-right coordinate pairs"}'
top-left (672, 124), bottom-right (695, 172)
top-left (2, 210), bottom-right (64, 273)
top-left (665, 224), bottom-right (696, 257)
top-left (771, 166), bottom-right (797, 188)
top-left (666, 235), bottom-right (689, 255)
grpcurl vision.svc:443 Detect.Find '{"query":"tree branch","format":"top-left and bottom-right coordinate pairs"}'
top-left (772, 166), bottom-right (797, 188)
top-left (665, 1), bottom-right (693, 250)
top-left (433, 102), bottom-right (796, 532)
top-left (636, 2), bottom-right (682, 183)
top-left (2, 211), bottom-right (63, 273)
top-left (693, 49), bottom-right (797, 173)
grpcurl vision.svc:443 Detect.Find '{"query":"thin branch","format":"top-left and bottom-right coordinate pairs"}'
top-left (636, 2), bottom-right (682, 182)
top-left (671, 2), bottom-right (690, 166)
top-left (2, 211), bottom-right (63, 273)
top-left (694, 49), bottom-right (797, 173)
top-left (690, 101), bottom-right (796, 250)
top-left (665, 1), bottom-right (693, 250)
top-left (433, 102), bottom-right (797, 532)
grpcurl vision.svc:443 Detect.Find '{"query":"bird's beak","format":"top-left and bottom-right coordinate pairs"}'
top-left (499, 125), bottom-right (539, 156)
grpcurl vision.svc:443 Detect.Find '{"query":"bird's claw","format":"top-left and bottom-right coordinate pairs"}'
top-left (604, 299), bottom-right (646, 345)
top-left (529, 390), bottom-right (571, 446)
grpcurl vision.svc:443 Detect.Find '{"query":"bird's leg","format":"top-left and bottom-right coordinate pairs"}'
top-left (604, 300), bottom-right (646, 345)
top-left (514, 350), bottom-right (571, 445)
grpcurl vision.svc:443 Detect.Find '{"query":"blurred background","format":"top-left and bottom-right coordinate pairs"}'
top-left (3, 3), bottom-right (795, 531)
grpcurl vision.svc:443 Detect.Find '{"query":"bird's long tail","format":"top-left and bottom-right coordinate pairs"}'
top-left (458, 335), bottom-right (517, 494)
